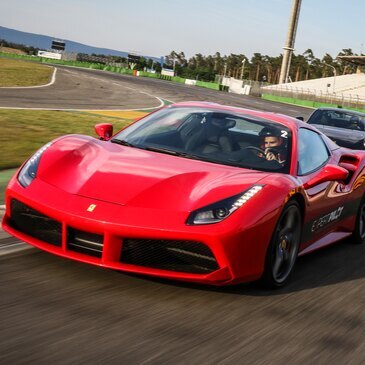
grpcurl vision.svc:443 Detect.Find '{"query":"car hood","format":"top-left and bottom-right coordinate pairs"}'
top-left (37, 135), bottom-right (269, 210)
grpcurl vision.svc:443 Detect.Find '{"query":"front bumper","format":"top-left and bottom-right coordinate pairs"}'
top-left (2, 177), bottom-right (271, 285)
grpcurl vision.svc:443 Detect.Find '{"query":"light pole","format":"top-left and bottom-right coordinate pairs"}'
top-left (223, 63), bottom-right (227, 78)
top-left (240, 59), bottom-right (246, 80)
top-left (324, 62), bottom-right (337, 93)
top-left (279, 0), bottom-right (302, 84)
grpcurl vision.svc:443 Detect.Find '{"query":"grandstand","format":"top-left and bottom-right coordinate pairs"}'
top-left (262, 56), bottom-right (365, 109)
top-left (264, 73), bottom-right (365, 97)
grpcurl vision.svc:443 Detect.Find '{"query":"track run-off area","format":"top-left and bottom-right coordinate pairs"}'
top-left (0, 66), bottom-right (364, 364)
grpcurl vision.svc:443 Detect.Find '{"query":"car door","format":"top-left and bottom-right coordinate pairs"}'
top-left (297, 128), bottom-right (349, 250)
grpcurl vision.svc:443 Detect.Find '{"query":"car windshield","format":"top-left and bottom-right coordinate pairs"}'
top-left (308, 109), bottom-right (365, 131)
top-left (113, 106), bottom-right (292, 173)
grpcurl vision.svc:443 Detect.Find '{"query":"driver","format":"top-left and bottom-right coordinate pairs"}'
top-left (259, 127), bottom-right (287, 164)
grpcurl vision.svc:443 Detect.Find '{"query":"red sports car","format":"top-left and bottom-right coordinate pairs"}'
top-left (3, 102), bottom-right (365, 288)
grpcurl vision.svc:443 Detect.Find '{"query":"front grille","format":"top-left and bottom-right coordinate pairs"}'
top-left (67, 228), bottom-right (104, 258)
top-left (9, 199), bottom-right (62, 246)
top-left (121, 239), bottom-right (219, 274)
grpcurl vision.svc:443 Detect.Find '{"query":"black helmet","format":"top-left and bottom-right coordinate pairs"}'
top-left (259, 126), bottom-right (281, 138)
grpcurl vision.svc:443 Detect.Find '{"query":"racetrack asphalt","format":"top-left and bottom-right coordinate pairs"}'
top-left (1, 66), bottom-right (364, 364)
top-left (0, 65), bottom-right (313, 118)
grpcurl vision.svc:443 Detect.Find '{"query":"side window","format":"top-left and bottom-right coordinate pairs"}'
top-left (308, 111), bottom-right (331, 126)
top-left (349, 116), bottom-right (365, 131)
top-left (298, 129), bottom-right (330, 175)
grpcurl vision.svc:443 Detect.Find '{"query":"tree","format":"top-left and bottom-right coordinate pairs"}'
top-left (337, 48), bottom-right (357, 74)
top-left (251, 53), bottom-right (264, 81)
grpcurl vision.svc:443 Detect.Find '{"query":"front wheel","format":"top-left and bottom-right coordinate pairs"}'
top-left (261, 201), bottom-right (302, 289)
top-left (351, 196), bottom-right (365, 244)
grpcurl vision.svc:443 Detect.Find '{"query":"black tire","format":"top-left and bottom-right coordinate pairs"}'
top-left (261, 200), bottom-right (302, 289)
top-left (351, 195), bottom-right (365, 245)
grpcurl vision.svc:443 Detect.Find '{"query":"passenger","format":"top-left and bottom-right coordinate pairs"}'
top-left (258, 127), bottom-right (287, 164)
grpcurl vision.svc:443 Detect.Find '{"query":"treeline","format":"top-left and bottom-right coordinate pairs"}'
top-left (0, 39), bottom-right (40, 55)
top-left (1, 38), bottom-right (361, 84)
top-left (162, 49), bottom-right (361, 83)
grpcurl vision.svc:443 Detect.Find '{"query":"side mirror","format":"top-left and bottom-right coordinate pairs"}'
top-left (95, 123), bottom-right (113, 141)
top-left (296, 116), bottom-right (304, 121)
top-left (304, 164), bottom-right (349, 189)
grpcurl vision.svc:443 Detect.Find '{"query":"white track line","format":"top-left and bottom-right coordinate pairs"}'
top-left (0, 66), bottom-right (57, 89)
top-left (0, 68), bottom-right (174, 111)
top-left (0, 96), bottom-right (170, 112)
top-left (0, 242), bottom-right (31, 256)
top-left (61, 67), bottom-right (176, 106)
top-left (0, 101), bottom-right (163, 112)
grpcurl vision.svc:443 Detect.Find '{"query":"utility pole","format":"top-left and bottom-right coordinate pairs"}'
top-left (279, 0), bottom-right (302, 84)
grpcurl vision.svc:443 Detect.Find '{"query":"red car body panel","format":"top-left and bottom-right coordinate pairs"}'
top-left (3, 102), bottom-right (365, 285)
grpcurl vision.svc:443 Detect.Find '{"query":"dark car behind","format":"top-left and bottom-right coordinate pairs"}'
top-left (307, 107), bottom-right (365, 149)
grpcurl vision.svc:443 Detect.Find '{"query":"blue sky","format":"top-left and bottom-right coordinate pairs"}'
top-left (1, 0), bottom-right (364, 59)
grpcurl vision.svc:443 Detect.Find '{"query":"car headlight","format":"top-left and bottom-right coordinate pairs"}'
top-left (187, 185), bottom-right (264, 225)
top-left (18, 142), bottom-right (52, 187)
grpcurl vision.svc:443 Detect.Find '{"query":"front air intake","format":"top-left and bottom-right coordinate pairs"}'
top-left (121, 239), bottom-right (218, 274)
top-left (67, 228), bottom-right (104, 258)
top-left (9, 199), bottom-right (62, 246)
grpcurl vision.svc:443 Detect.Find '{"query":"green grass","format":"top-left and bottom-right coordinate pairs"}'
top-left (0, 59), bottom-right (146, 205)
top-left (0, 109), bottom-right (135, 205)
top-left (0, 109), bottom-right (133, 170)
top-left (0, 58), bottom-right (54, 87)
top-left (0, 169), bottom-right (17, 205)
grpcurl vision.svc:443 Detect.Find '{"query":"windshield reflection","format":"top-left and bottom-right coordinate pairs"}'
top-left (113, 107), bottom-right (292, 173)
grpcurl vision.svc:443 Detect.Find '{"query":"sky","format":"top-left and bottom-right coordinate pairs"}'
top-left (0, 0), bottom-right (364, 60)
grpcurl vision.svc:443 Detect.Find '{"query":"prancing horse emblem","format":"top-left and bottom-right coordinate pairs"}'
top-left (87, 204), bottom-right (97, 212)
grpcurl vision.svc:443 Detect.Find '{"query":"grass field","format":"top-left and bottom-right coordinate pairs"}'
top-left (0, 58), bottom-right (147, 204)
top-left (0, 109), bottom-right (138, 204)
top-left (0, 58), bottom-right (54, 87)
top-left (0, 109), bottom-right (135, 170)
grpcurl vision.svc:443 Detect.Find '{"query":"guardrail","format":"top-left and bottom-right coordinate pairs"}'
top-left (261, 85), bottom-right (365, 112)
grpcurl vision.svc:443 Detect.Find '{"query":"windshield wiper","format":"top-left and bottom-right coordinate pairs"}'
top-left (145, 146), bottom-right (247, 167)
top-left (145, 146), bottom-right (200, 159)
top-left (145, 146), bottom-right (179, 155)
top-left (110, 139), bottom-right (135, 147)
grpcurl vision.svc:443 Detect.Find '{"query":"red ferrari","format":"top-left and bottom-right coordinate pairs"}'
top-left (3, 102), bottom-right (365, 288)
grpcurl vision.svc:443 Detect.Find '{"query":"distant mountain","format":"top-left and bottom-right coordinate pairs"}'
top-left (0, 26), bottom-right (159, 61)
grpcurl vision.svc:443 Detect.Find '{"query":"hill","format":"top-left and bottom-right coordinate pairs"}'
top-left (0, 26), bottom-right (158, 60)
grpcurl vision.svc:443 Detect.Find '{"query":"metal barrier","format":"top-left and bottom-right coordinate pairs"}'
top-left (261, 85), bottom-right (365, 110)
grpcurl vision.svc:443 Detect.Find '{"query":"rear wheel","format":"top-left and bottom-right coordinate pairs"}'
top-left (261, 201), bottom-right (302, 289)
top-left (352, 195), bottom-right (365, 245)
